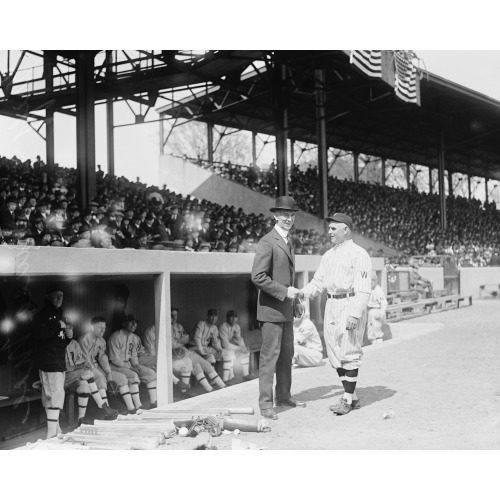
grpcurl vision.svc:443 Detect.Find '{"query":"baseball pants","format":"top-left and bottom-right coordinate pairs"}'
top-left (367, 308), bottom-right (384, 342)
top-left (323, 298), bottom-right (367, 370)
top-left (293, 345), bottom-right (323, 367)
top-left (111, 364), bottom-right (156, 384)
top-left (64, 368), bottom-right (98, 394)
top-left (39, 370), bottom-right (65, 409)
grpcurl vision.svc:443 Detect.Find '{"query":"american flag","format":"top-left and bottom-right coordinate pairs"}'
top-left (349, 50), bottom-right (421, 106)
top-left (349, 50), bottom-right (382, 78)
top-left (394, 50), bottom-right (420, 104)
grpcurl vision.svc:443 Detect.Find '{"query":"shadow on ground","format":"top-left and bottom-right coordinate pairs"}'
top-left (276, 384), bottom-right (397, 414)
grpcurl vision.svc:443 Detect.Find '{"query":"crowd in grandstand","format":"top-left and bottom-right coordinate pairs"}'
top-left (2, 153), bottom-right (500, 266)
top-left (194, 157), bottom-right (500, 267)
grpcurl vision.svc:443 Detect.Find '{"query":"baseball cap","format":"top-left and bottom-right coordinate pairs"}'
top-left (227, 310), bottom-right (238, 318)
top-left (123, 314), bottom-right (139, 323)
top-left (325, 212), bottom-right (353, 230)
top-left (207, 308), bottom-right (218, 316)
top-left (46, 283), bottom-right (64, 295)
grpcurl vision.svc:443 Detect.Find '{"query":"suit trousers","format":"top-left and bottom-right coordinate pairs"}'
top-left (258, 321), bottom-right (294, 410)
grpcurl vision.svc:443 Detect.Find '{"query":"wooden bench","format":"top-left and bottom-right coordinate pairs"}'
top-left (479, 284), bottom-right (500, 299)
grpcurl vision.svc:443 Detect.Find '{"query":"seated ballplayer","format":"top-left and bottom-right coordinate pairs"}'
top-left (64, 338), bottom-right (119, 424)
top-left (366, 274), bottom-right (388, 345)
top-left (107, 314), bottom-right (157, 409)
top-left (292, 302), bottom-right (323, 368)
top-left (172, 308), bottom-right (225, 392)
top-left (192, 308), bottom-right (235, 383)
top-left (408, 257), bottom-right (433, 299)
top-left (79, 316), bottom-right (140, 414)
top-left (218, 310), bottom-right (251, 381)
top-left (140, 323), bottom-right (190, 392)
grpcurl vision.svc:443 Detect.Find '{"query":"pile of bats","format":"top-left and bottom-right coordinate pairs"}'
top-left (58, 407), bottom-right (270, 450)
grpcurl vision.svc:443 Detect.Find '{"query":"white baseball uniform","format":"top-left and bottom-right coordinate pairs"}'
top-left (302, 239), bottom-right (372, 370)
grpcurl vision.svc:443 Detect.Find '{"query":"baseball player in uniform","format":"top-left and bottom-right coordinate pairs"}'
top-left (192, 309), bottom-right (235, 382)
top-left (64, 339), bottom-right (118, 423)
top-left (292, 302), bottom-right (323, 367)
top-left (107, 314), bottom-right (158, 409)
top-left (366, 274), bottom-right (388, 344)
top-left (32, 284), bottom-right (73, 438)
top-left (79, 316), bottom-right (140, 414)
top-left (300, 213), bottom-right (372, 416)
top-left (218, 310), bottom-right (251, 380)
top-left (173, 308), bottom-right (226, 391)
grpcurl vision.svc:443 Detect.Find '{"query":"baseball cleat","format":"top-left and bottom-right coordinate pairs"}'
top-left (351, 398), bottom-right (361, 410)
top-left (333, 398), bottom-right (352, 416)
top-left (100, 403), bottom-right (119, 420)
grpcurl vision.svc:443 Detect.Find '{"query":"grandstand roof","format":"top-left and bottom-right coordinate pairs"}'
top-left (158, 50), bottom-right (500, 181)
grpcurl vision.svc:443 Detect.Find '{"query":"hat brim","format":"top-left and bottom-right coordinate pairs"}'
top-left (270, 207), bottom-right (300, 213)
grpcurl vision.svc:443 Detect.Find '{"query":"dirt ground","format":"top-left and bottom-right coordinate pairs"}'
top-left (162, 299), bottom-right (500, 450)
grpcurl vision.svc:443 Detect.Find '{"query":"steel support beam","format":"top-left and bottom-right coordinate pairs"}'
top-left (106, 98), bottom-right (115, 176)
top-left (207, 123), bottom-right (214, 165)
top-left (252, 131), bottom-right (257, 167)
top-left (429, 166), bottom-right (433, 194)
top-left (468, 174), bottom-right (472, 200)
top-left (448, 170), bottom-right (453, 197)
top-left (353, 152), bottom-right (359, 182)
top-left (290, 139), bottom-right (295, 169)
top-left (274, 62), bottom-right (288, 196)
top-left (438, 132), bottom-right (447, 231)
top-left (44, 53), bottom-right (55, 168)
top-left (485, 177), bottom-right (489, 203)
top-left (381, 158), bottom-right (386, 186)
top-left (159, 116), bottom-right (165, 155)
top-left (315, 68), bottom-right (328, 220)
top-left (406, 162), bottom-right (411, 189)
top-left (106, 51), bottom-right (115, 176)
top-left (76, 52), bottom-right (97, 209)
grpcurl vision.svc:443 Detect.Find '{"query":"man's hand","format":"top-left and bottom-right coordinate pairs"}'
top-left (64, 326), bottom-right (73, 339)
top-left (287, 286), bottom-right (299, 299)
top-left (296, 289), bottom-right (305, 300)
top-left (345, 316), bottom-right (359, 330)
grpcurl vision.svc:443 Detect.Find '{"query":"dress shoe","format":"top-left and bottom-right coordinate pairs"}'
top-left (276, 398), bottom-right (306, 408)
top-left (260, 408), bottom-right (278, 420)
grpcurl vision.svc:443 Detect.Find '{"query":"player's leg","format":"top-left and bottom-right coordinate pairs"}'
top-left (109, 370), bottom-right (135, 411)
top-left (191, 362), bottom-right (213, 392)
top-left (188, 351), bottom-right (225, 389)
top-left (135, 364), bottom-right (157, 408)
top-left (221, 348), bottom-right (236, 382)
top-left (275, 321), bottom-right (294, 403)
top-left (115, 366), bottom-right (142, 409)
top-left (40, 370), bottom-right (65, 439)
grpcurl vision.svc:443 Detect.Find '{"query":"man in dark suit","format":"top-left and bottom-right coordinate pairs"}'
top-left (251, 195), bottom-right (306, 420)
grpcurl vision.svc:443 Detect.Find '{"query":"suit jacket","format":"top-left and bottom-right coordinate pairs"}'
top-left (251, 227), bottom-right (295, 323)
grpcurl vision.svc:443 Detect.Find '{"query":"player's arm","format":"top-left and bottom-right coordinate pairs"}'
top-left (218, 323), bottom-right (230, 348)
top-left (348, 250), bottom-right (372, 320)
top-left (300, 256), bottom-right (326, 299)
top-left (193, 322), bottom-right (207, 354)
top-left (212, 328), bottom-right (223, 353)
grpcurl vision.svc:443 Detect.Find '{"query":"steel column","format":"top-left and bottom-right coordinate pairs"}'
top-left (159, 116), bottom-right (164, 155)
top-left (406, 162), bottom-right (411, 189)
top-left (252, 131), bottom-right (257, 167)
top-left (274, 62), bottom-right (288, 196)
top-left (468, 174), bottom-right (472, 200)
top-left (381, 158), bottom-right (386, 186)
top-left (448, 170), bottom-right (453, 197)
top-left (485, 177), bottom-right (489, 203)
top-left (429, 166), bottom-right (433, 194)
top-left (290, 139), bottom-right (295, 169)
top-left (353, 152), bottom-right (359, 182)
top-left (438, 131), bottom-right (447, 230)
top-left (207, 123), bottom-right (214, 165)
top-left (106, 50), bottom-right (115, 176)
top-left (44, 53), bottom-right (55, 168)
top-left (106, 98), bottom-right (115, 176)
top-left (75, 51), bottom-right (97, 209)
top-left (315, 68), bottom-right (328, 220)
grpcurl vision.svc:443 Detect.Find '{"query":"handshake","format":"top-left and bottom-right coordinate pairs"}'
top-left (287, 286), bottom-right (305, 300)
